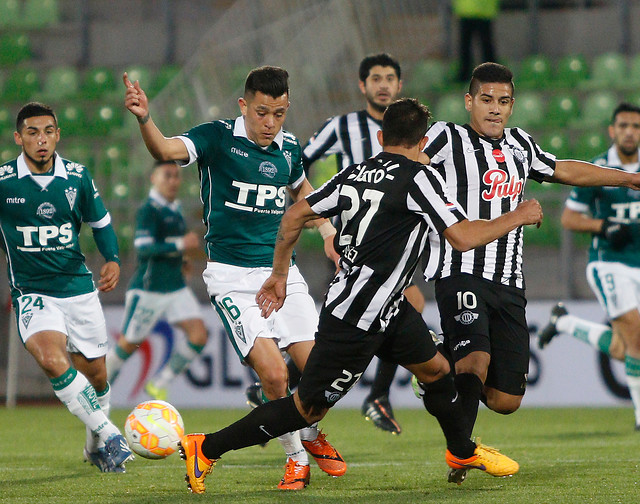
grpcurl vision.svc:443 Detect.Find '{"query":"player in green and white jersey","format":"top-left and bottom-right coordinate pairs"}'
top-left (538, 102), bottom-right (640, 430)
top-left (106, 160), bottom-right (208, 400)
top-left (0, 102), bottom-right (133, 472)
top-left (123, 66), bottom-right (346, 489)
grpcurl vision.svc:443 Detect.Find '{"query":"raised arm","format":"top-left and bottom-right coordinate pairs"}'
top-left (549, 159), bottom-right (640, 189)
top-left (444, 199), bottom-right (543, 252)
top-left (255, 198), bottom-right (319, 317)
top-left (123, 72), bottom-right (189, 162)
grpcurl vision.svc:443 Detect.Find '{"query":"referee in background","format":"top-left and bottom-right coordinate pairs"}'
top-left (301, 53), bottom-right (424, 435)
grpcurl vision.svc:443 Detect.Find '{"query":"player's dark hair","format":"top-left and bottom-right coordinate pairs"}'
top-left (16, 102), bottom-right (57, 132)
top-left (468, 62), bottom-right (514, 96)
top-left (244, 66), bottom-right (289, 99)
top-left (382, 98), bottom-right (431, 148)
top-left (359, 53), bottom-right (401, 82)
top-left (611, 102), bottom-right (640, 124)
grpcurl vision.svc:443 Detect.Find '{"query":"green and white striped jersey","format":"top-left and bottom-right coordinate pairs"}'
top-left (0, 153), bottom-right (111, 300)
top-left (566, 145), bottom-right (640, 267)
top-left (178, 116), bottom-right (305, 267)
top-left (128, 189), bottom-right (186, 292)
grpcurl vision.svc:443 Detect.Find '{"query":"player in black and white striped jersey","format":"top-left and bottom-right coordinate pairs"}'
top-left (422, 62), bottom-right (640, 484)
top-left (178, 99), bottom-right (544, 492)
top-left (302, 53), bottom-right (423, 434)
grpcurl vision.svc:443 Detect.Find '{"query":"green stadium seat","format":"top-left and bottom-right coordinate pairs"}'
top-left (546, 93), bottom-right (579, 126)
top-left (227, 64), bottom-right (253, 93)
top-left (61, 141), bottom-right (94, 167)
top-left (0, 33), bottom-right (32, 66)
top-left (99, 142), bottom-right (129, 177)
top-left (124, 65), bottom-right (153, 88)
top-left (88, 104), bottom-right (124, 136)
top-left (4, 66), bottom-right (40, 101)
top-left (629, 54), bottom-right (640, 85)
top-left (148, 64), bottom-right (180, 97)
top-left (554, 54), bottom-right (589, 88)
top-left (406, 59), bottom-right (450, 95)
top-left (510, 91), bottom-right (545, 129)
top-left (116, 223), bottom-right (134, 254)
top-left (0, 144), bottom-right (15, 163)
top-left (539, 131), bottom-right (571, 159)
top-left (0, 105), bottom-right (13, 134)
top-left (517, 55), bottom-right (552, 89)
top-left (42, 66), bottom-right (80, 100)
top-left (580, 52), bottom-right (627, 90)
top-left (82, 67), bottom-right (117, 99)
top-left (574, 131), bottom-right (609, 160)
top-left (0, 0), bottom-right (20, 28)
top-left (433, 94), bottom-right (468, 124)
top-left (58, 104), bottom-right (87, 136)
top-left (579, 91), bottom-right (618, 127)
top-left (22, 0), bottom-right (60, 28)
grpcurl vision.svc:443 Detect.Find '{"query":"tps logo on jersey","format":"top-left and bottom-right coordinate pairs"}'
top-left (65, 187), bottom-right (77, 210)
top-left (481, 169), bottom-right (523, 202)
top-left (258, 161), bottom-right (277, 179)
top-left (36, 202), bottom-right (56, 219)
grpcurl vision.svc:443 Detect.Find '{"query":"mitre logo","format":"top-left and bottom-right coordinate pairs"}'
top-left (482, 169), bottom-right (523, 202)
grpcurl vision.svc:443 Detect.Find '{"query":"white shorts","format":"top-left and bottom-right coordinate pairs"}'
top-left (586, 261), bottom-right (640, 319)
top-left (121, 287), bottom-right (202, 344)
top-left (15, 291), bottom-right (108, 359)
top-left (203, 262), bottom-right (318, 361)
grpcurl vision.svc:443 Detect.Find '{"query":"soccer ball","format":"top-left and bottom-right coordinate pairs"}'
top-left (124, 400), bottom-right (185, 459)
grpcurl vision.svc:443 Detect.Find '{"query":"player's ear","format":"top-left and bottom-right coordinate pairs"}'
top-left (418, 136), bottom-right (428, 151)
top-left (13, 130), bottom-right (22, 146)
top-left (238, 97), bottom-right (247, 115)
top-left (464, 93), bottom-right (473, 112)
top-left (376, 129), bottom-right (384, 147)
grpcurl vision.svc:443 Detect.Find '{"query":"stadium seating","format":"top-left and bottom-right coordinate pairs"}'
top-left (0, 32), bottom-right (32, 66)
top-left (580, 52), bottom-right (627, 90)
top-left (539, 131), bottom-right (571, 159)
top-left (575, 131), bottom-right (609, 160)
top-left (124, 65), bottom-right (153, 88)
top-left (99, 141), bottom-right (129, 177)
top-left (629, 54), bottom-right (640, 85)
top-left (510, 91), bottom-right (545, 129)
top-left (89, 104), bottom-right (124, 137)
top-left (405, 59), bottom-right (451, 96)
top-left (554, 54), bottom-right (589, 88)
top-left (148, 64), bottom-right (180, 97)
top-left (22, 0), bottom-right (60, 28)
top-left (58, 104), bottom-right (87, 137)
top-left (579, 91), bottom-right (618, 127)
top-left (0, 105), bottom-right (12, 135)
top-left (433, 94), bottom-right (468, 124)
top-left (0, 0), bottom-right (20, 28)
top-left (42, 66), bottom-right (80, 100)
top-left (4, 65), bottom-right (40, 101)
top-left (82, 67), bottom-right (117, 99)
top-left (0, 144), bottom-right (14, 163)
top-left (546, 93), bottom-right (579, 126)
top-left (517, 54), bottom-right (552, 89)
top-left (61, 141), bottom-right (95, 168)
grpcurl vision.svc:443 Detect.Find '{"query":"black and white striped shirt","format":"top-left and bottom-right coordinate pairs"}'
top-left (423, 121), bottom-right (556, 289)
top-left (302, 110), bottom-right (382, 173)
top-left (306, 152), bottom-right (466, 332)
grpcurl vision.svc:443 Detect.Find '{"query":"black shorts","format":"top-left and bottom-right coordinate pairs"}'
top-left (297, 300), bottom-right (437, 409)
top-left (435, 274), bottom-right (529, 396)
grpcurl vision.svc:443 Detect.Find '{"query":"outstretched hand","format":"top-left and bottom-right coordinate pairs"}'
top-left (255, 275), bottom-right (287, 318)
top-left (123, 72), bottom-right (149, 120)
top-left (516, 198), bottom-right (543, 228)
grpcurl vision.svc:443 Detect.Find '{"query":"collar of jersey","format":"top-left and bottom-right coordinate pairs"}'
top-left (463, 124), bottom-right (506, 148)
top-left (604, 144), bottom-right (640, 172)
top-left (17, 152), bottom-right (68, 180)
top-left (149, 188), bottom-right (180, 211)
top-left (233, 115), bottom-right (284, 150)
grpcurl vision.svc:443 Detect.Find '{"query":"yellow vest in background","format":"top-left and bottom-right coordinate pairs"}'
top-left (453, 0), bottom-right (499, 19)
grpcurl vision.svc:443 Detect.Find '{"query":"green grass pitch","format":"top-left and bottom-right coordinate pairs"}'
top-left (0, 405), bottom-right (637, 503)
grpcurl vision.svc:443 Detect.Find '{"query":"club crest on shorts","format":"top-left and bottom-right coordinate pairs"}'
top-left (233, 322), bottom-right (246, 344)
top-left (454, 310), bottom-right (479, 325)
top-left (21, 312), bottom-right (33, 328)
